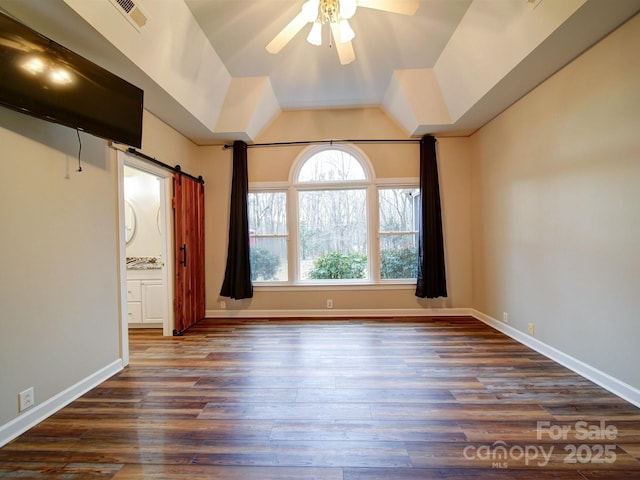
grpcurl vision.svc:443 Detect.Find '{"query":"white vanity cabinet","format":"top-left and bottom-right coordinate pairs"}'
top-left (126, 269), bottom-right (166, 326)
top-left (126, 280), bottom-right (143, 323)
top-left (141, 281), bottom-right (164, 323)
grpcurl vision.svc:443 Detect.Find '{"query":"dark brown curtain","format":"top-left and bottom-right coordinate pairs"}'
top-left (173, 172), bottom-right (206, 334)
top-left (220, 140), bottom-right (253, 299)
top-left (416, 135), bottom-right (447, 298)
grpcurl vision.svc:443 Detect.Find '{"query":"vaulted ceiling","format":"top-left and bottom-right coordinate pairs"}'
top-left (1, 0), bottom-right (639, 145)
top-left (185, 0), bottom-right (473, 109)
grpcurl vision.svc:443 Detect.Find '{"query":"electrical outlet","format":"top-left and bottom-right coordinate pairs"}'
top-left (502, 312), bottom-right (509, 323)
top-left (19, 387), bottom-right (34, 412)
top-left (220, 300), bottom-right (226, 309)
top-left (327, 299), bottom-right (333, 309)
top-left (528, 323), bottom-right (535, 336)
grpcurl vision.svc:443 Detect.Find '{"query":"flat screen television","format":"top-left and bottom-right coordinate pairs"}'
top-left (0, 11), bottom-right (143, 148)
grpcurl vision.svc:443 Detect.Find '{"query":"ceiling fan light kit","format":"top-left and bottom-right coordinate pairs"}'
top-left (307, 21), bottom-right (323, 46)
top-left (304, 0), bottom-right (356, 48)
top-left (267, 0), bottom-right (418, 65)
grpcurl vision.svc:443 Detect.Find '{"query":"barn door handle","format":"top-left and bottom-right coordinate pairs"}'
top-left (180, 244), bottom-right (187, 267)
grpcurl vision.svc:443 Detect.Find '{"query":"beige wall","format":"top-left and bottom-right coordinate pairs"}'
top-left (202, 108), bottom-right (473, 313)
top-left (470, 14), bottom-right (640, 388)
top-left (0, 108), bottom-right (200, 435)
top-left (0, 108), bottom-right (121, 426)
top-left (139, 111), bottom-right (202, 175)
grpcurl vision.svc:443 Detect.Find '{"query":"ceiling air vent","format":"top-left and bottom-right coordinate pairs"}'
top-left (107, 0), bottom-right (149, 31)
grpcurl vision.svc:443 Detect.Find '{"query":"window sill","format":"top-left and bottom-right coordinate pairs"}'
top-left (252, 282), bottom-right (416, 292)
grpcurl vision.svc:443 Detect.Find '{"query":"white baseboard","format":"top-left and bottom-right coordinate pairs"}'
top-left (471, 309), bottom-right (640, 408)
top-left (0, 359), bottom-right (123, 448)
top-left (205, 307), bottom-right (474, 319)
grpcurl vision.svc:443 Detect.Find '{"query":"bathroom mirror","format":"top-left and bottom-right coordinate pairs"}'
top-left (124, 201), bottom-right (136, 244)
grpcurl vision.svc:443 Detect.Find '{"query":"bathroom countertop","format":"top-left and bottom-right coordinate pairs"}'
top-left (126, 256), bottom-right (164, 270)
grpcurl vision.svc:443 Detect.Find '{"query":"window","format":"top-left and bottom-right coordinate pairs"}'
top-left (378, 188), bottom-right (420, 280)
top-left (297, 149), bottom-right (366, 182)
top-left (249, 145), bottom-right (418, 285)
top-left (298, 188), bottom-right (368, 280)
top-left (295, 147), bottom-right (370, 281)
top-left (248, 191), bottom-right (288, 282)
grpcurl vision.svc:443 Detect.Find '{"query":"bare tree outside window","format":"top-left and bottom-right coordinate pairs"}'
top-left (299, 188), bottom-right (367, 279)
top-left (248, 191), bottom-right (287, 281)
top-left (379, 188), bottom-right (420, 279)
top-left (297, 149), bottom-right (366, 182)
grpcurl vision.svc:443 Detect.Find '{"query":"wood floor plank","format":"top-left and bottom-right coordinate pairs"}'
top-left (335, 376), bottom-right (488, 390)
top-left (1, 316), bottom-right (639, 479)
top-left (294, 387), bottom-right (456, 403)
top-left (406, 442), bottom-right (640, 470)
top-left (344, 467), bottom-right (586, 479)
top-left (580, 470), bottom-right (640, 479)
top-left (269, 419), bottom-right (466, 442)
top-left (0, 462), bottom-right (124, 479)
top-left (113, 464), bottom-right (344, 479)
top-left (371, 403), bottom-right (555, 422)
top-left (146, 387), bottom-right (298, 403)
top-left (461, 420), bottom-right (640, 444)
top-left (620, 443), bottom-right (640, 459)
top-left (192, 439), bottom-right (412, 468)
top-left (198, 402), bottom-right (372, 420)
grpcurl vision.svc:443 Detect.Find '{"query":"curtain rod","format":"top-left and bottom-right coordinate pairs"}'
top-left (126, 148), bottom-right (204, 184)
top-left (222, 138), bottom-right (421, 150)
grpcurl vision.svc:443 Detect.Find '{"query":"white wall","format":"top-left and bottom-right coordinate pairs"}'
top-left (124, 166), bottom-right (162, 258)
top-left (470, 14), bottom-right (640, 389)
top-left (0, 108), bottom-right (121, 430)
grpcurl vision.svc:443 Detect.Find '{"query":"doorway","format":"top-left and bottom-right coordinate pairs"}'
top-left (117, 150), bottom-right (174, 365)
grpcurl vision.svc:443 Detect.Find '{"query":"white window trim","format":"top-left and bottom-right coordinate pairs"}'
top-left (375, 177), bottom-right (420, 186)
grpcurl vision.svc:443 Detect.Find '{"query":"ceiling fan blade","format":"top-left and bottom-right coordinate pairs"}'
top-left (266, 11), bottom-right (309, 54)
top-left (330, 22), bottom-right (356, 65)
top-left (357, 0), bottom-right (419, 16)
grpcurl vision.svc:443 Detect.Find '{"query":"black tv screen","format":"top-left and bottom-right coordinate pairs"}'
top-left (0, 12), bottom-right (143, 148)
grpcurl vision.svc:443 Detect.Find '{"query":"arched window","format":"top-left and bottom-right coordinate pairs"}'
top-left (296, 148), bottom-right (367, 182)
top-left (293, 146), bottom-right (372, 281)
top-left (248, 144), bottom-right (419, 284)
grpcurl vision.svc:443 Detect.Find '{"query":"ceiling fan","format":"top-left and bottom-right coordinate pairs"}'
top-left (266, 0), bottom-right (419, 65)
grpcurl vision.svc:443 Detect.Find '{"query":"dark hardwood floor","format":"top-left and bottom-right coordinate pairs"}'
top-left (1, 317), bottom-right (639, 479)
